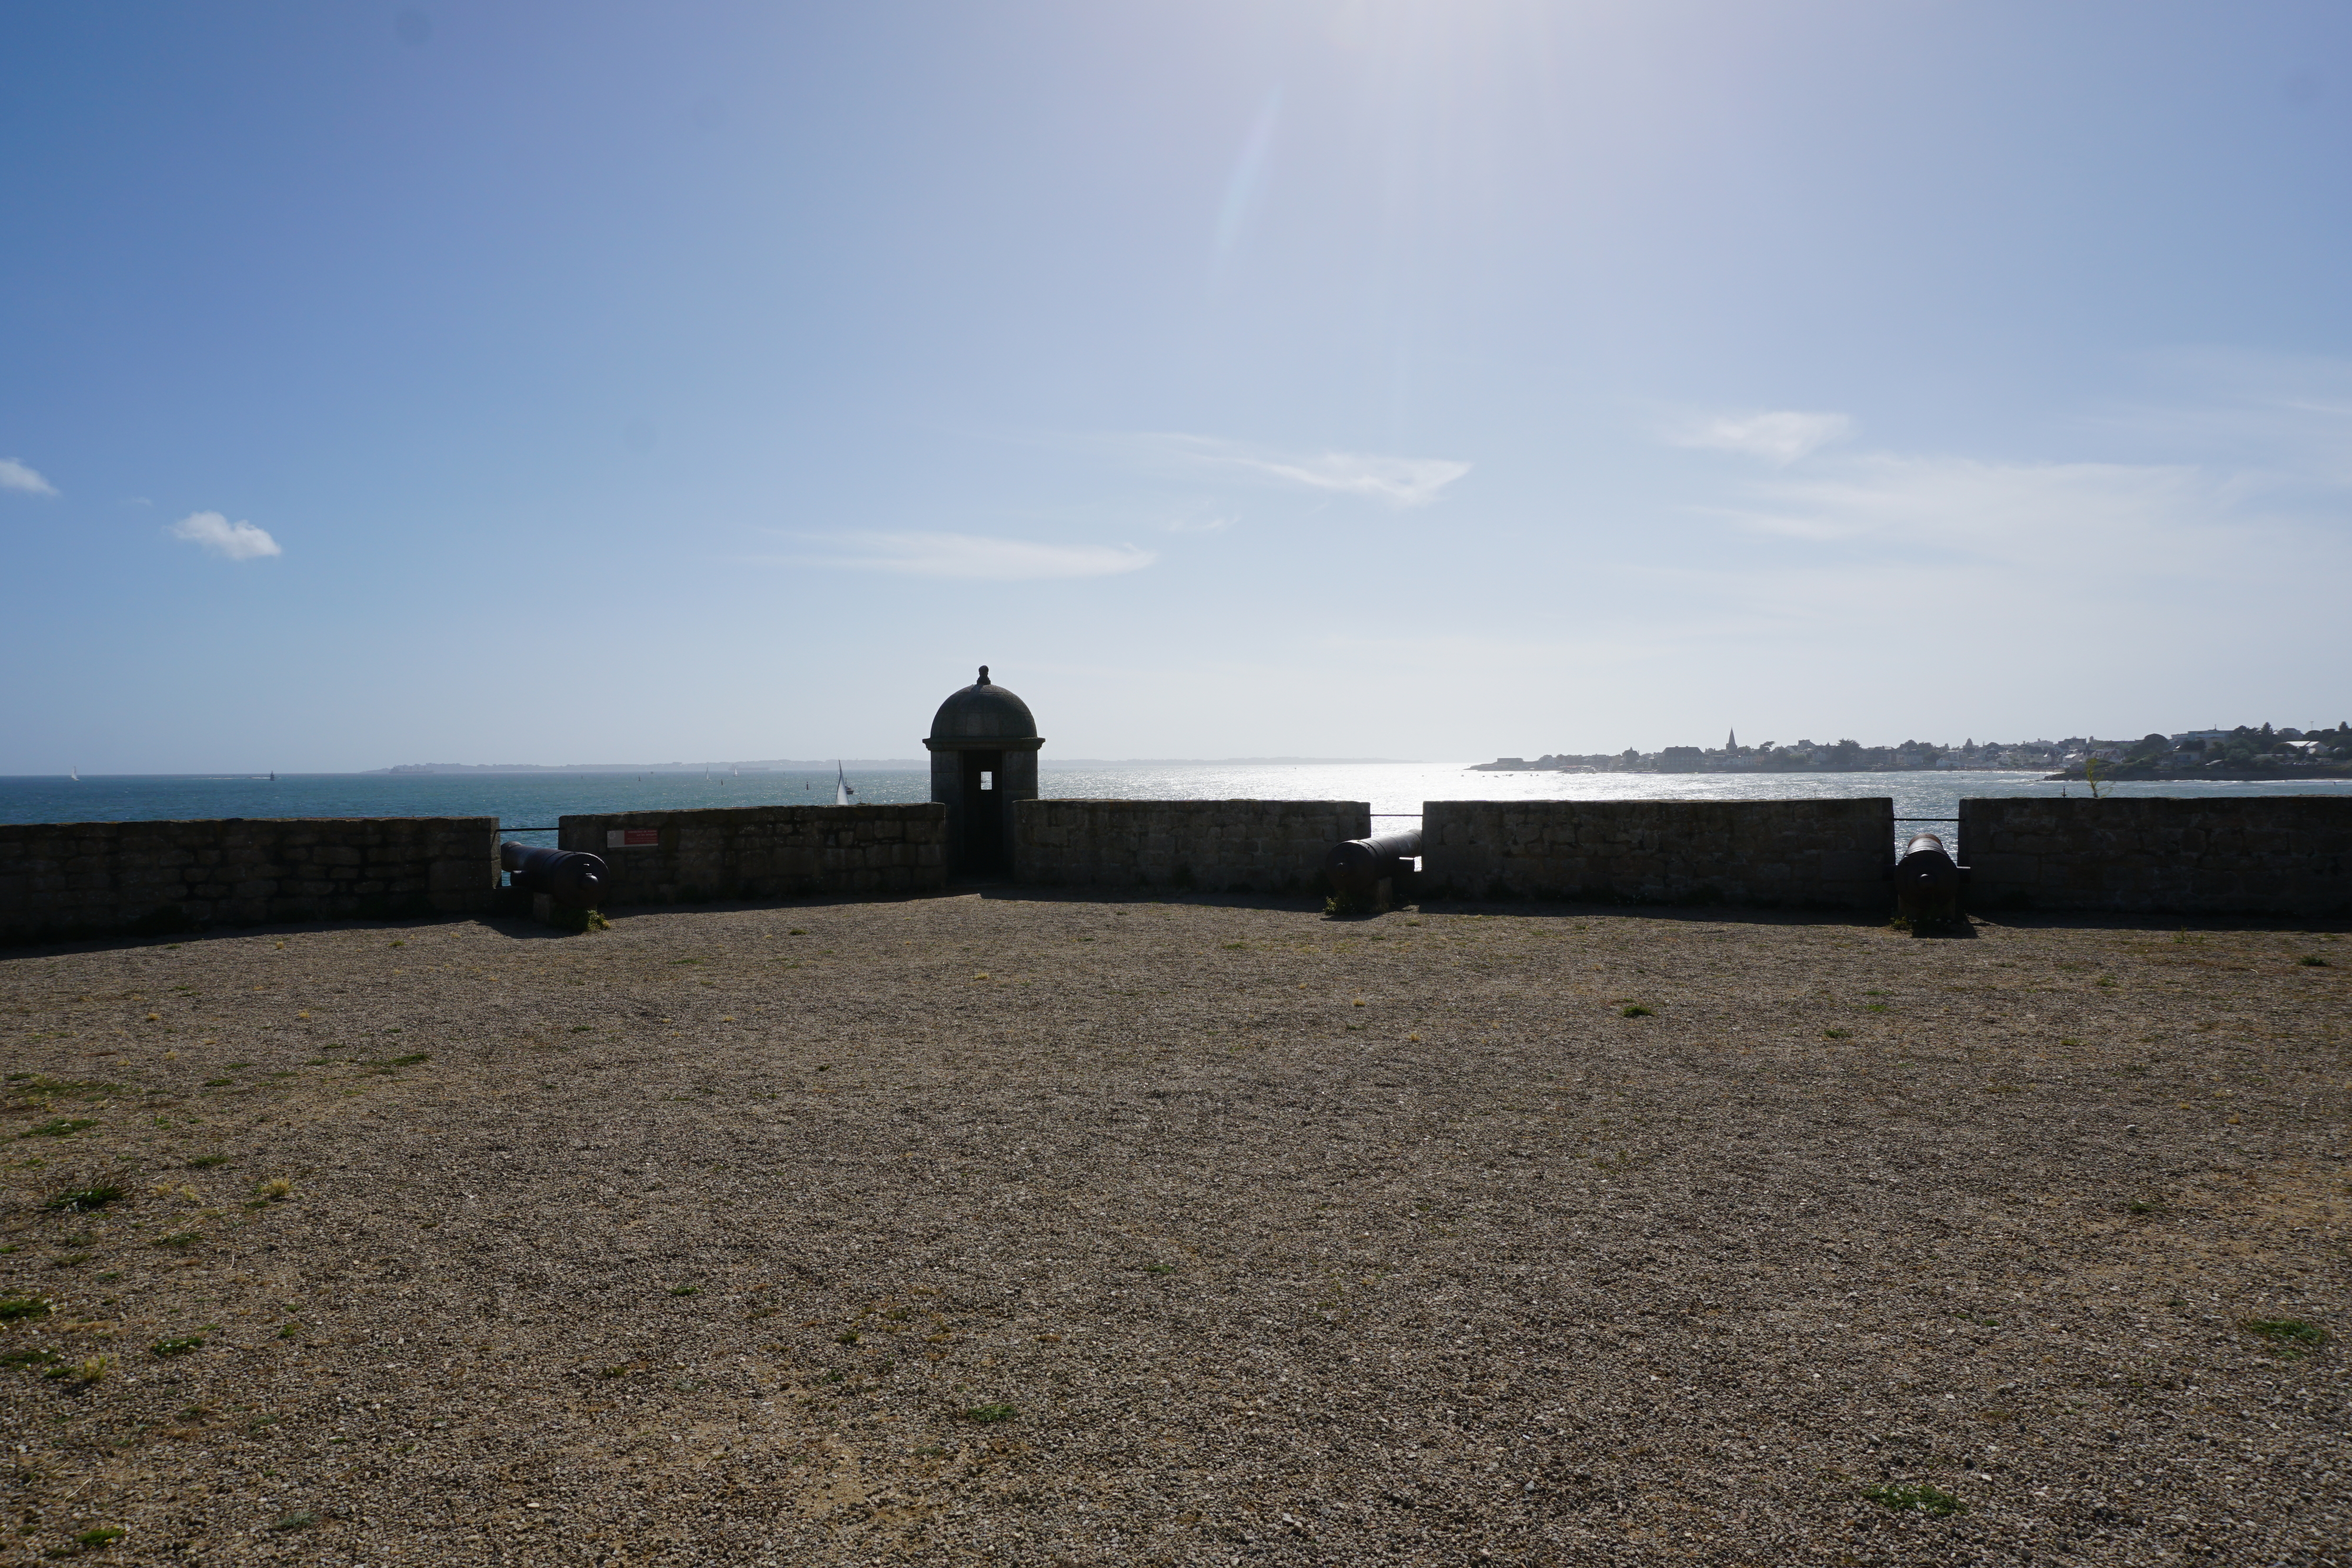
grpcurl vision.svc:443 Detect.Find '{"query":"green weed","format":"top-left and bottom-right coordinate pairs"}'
top-left (45, 1186), bottom-right (123, 1212)
top-left (0, 1298), bottom-right (52, 1322)
top-left (2300, 955), bottom-right (2330, 967)
top-left (74, 1525), bottom-right (127, 1547)
top-left (1619, 1004), bottom-right (1654, 1018)
top-left (152, 1233), bottom-right (201, 1250)
top-left (21, 1119), bottom-right (96, 1139)
top-left (960, 1402), bottom-right (1017, 1423)
top-left (1863, 1482), bottom-right (1964, 1516)
top-left (669, 1284), bottom-right (700, 1297)
top-left (148, 1336), bottom-right (205, 1358)
top-left (186, 1154), bottom-right (229, 1169)
top-left (2243, 1318), bottom-right (2327, 1353)
top-left (1822, 1027), bottom-right (1850, 1039)
top-left (270, 1512), bottom-right (317, 1532)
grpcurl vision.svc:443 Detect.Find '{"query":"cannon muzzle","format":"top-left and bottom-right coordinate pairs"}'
top-left (1325, 828), bottom-right (1423, 904)
top-left (501, 842), bottom-right (612, 908)
top-left (1893, 832), bottom-right (1961, 924)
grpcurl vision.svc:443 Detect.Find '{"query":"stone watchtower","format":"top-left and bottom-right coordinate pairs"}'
top-left (924, 666), bottom-right (1042, 878)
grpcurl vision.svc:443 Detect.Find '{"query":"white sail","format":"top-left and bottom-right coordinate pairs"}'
top-left (835, 762), bottom-right (856, 806)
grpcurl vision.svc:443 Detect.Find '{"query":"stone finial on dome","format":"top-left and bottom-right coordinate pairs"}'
top-left (978, 665), bottom-right (990, 686)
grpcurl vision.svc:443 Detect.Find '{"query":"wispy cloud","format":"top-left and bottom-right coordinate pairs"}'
top-left (795, 531), bottom-right (1155, 581)
top-left (0, 457), bottom-right (58, 496)
top-left (1723, 454), bottom-right (2246, 570)
top-left (169, 511), bottom-right (283, 560)
top-left (1669, 410), bottom-right (1853, 464)
top-left (1150, 435), bottom-right (1471, 507)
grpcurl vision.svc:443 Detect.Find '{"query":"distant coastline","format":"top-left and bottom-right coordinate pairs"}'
top-left (370, 757), bottom-right (1422, 775)
top-left (1475, 723), bottom-right (2352, 779)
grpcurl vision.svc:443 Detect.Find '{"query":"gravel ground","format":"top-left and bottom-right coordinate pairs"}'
top-left (1, 892), bottom-right (2347, 1567)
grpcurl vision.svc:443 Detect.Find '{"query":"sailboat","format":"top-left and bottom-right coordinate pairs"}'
top-left (69, 765), bottom-right (78, 782)
top-left (835, 762), bottom-right (856, 806)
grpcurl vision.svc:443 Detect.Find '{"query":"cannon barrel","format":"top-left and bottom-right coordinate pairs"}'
top-left (1893, 832), bottom-right (1960, 924)
top-left (1325, 828), bottom-right (1423, 902)
top-left (501, 842), bottom-right (612, 908)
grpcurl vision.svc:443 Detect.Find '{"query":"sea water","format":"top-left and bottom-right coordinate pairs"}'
top-left (3, 764), bottom-right (2347, 851)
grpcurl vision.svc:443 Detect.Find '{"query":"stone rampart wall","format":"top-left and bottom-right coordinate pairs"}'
top-left (557, 804), bottom-right (947, 903)
top-left (1422, 798), bottom-right (1893, 908)
top-left (1958, 797), bottom-right (2352, 914)
top-left (0, 817), bottom-right (499, 942)
top-left (1014, 800), bottom-right (1370, 893)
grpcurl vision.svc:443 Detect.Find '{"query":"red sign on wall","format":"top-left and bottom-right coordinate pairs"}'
top-left (606, 828), bottom-right (660, 848)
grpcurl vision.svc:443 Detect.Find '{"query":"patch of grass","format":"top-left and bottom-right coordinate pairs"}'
top-left (1619, 1004), bottom-right (1654, 1018)
top-left (570, 1024), bottom-right (593, 1032)
top-left (269, 1512), bottom-right (317, 1532)
top-left (836, 1330), bottom-right (860, 1344)
top-left (73, 1526), bottom-right (126, 1547)
top-left (960, 1402), bottom-right (1017, 1423)
top-left (225, 1062), bottom-right (251, 1071)
top-left (152, 1232), bottom-right (201, 1249)
top-left (186, 1154), bottom-right (229, 1169)
top-left (0, 1298), bottom-right (53, 1322)
top-left (49, 1253), bottom-right (92, 1269)
top-left (2243, 1318), bottom-right (2327, 1353)
top-left (0, 1347), bottom-right (59, 1368)
top-left (2300, 954), bottom-right (2330, 967)
top-left (1862, 1002), bottom-right (1890, 1014)
top-left (1863, 1482), bottom-right (1965, 1516)
top-left (21, 1119), bottom-right (97, 1139)
top-left (201, 1078), bottom-right (235, 1088)
top-left (668, 1284), bottom-right (700, 1297)
top-left (1822, 1027), bottom-right (1850, 1039)
top-left (148, 1336), bottom-right (205, 1358)
top-left (257, 1176), bottom-right (293, 1201)
top-left (1144, 1263), bottom-right (1178, 1276)
top-left (45, 1185), bottom-right (123, 1212)
top-left (276, 1322), bottom-right (300, 1339)
top-left (64, 1355), bottom-right (110, 1385)
top-left (9, 1077), bottom-right (119, 1100)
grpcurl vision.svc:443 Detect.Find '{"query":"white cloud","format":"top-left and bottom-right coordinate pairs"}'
top-left (0, 458), bottom-right (58, 496)
top-left (169, 511), bottom-right (283, 560)
top-left (1732, 453), bottom-right (2232, 569)
top-left (1148, 435), bottom-right (1471, 507)
top-left (798, 531), bottom-right (1155, 581)
top-left (1671, 410), bottom-right (1853, 464)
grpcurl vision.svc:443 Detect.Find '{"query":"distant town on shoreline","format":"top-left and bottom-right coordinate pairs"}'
top-left (1475, 723), bottom-right (2352, 779)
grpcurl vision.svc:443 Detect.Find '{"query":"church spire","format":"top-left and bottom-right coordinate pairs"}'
top-left (1727, 728), bottom-right (1738, 752)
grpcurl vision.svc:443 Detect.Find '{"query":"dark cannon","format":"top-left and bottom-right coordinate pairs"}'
top-left (1892, 832), bottom-right (1964, 924)
top-left (1325, 828), bottom-right (1423, 905)
top-left (501, 842), bottom-right (612, 908)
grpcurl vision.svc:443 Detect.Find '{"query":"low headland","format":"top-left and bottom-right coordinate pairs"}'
top-left (1478, 721), bottom-right (2352, 780)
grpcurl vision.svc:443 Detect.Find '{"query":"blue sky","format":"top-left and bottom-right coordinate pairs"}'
top-left (5, 1), bottom-right (2349, 771)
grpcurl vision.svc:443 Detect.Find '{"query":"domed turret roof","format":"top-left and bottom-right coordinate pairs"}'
top-left (929, 666), bottom-right (1038, 741)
